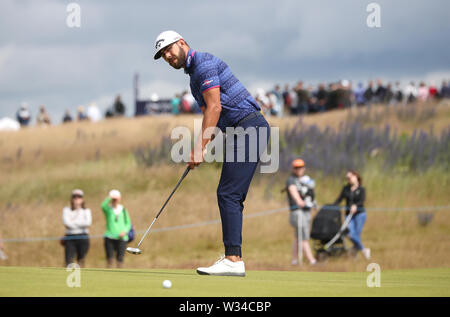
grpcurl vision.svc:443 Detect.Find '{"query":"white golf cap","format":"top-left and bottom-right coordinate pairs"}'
top-left (109, 189), bottom-right (121, 199)
top-left (154, 30), bottom-right (183, 60)
top-left (72, 189), bottom-right (84, 197)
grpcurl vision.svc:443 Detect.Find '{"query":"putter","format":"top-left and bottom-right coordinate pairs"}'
top-left (126, 166), bottom-right (191, 255)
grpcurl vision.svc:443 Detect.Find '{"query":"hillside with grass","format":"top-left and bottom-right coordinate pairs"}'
top-left (0, 102), bottom-right (449, 272)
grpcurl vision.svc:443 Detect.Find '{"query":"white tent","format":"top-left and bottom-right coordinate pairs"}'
top-left (0, 117), bottom-right (21, 131)
top-left (87, 103), bottom-right (102, 122)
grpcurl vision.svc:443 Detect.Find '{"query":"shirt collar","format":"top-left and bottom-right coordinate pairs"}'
top-left (184, 48), bottom-right (196, 74)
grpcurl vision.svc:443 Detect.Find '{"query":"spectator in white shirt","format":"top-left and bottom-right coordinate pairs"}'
top-left (62, 189), bottom-right (92, 267)
top-left (404, 82), bottom-right (418, 104)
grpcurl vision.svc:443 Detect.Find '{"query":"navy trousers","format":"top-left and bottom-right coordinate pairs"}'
top-left (217, 112), bottom-right (270, 257)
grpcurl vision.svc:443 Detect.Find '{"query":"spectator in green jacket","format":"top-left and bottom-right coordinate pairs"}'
top-left (101, 189), bottom-right (132, 268)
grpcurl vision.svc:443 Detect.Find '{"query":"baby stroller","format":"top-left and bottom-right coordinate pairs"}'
top-left (310, 204), bottom-right (352, 262)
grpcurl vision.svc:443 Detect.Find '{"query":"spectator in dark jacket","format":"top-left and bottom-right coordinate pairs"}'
top-left (16, 103), bottom-right (31, 126)
top-left (441, 80), bottom-right (450, 98)
top-left (384, 83), bottom-right (394, 104)
top-left (315, 83), bottom-right (328, 112)
top-left (282, 84), bottom-right (293, 114)
top-left (295, 81), bottom-right (309, 115)
top-left (394, 82), bottom-right (403, 104)
top-left (62, 110), bottom-right (73, 123)
top-left (364, 80), bottom-right (375, 105)
top-left (326, 83), bottom-right (339, 110)
top-left (113, 95), bottom-right (126, 116)
top-left (334, 170), bottom-right (370, 260)
top-left (375, 78), bottom-right (387, 103)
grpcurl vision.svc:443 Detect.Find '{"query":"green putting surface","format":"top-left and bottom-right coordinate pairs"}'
top-left (0, 266), bottom-right (448, 297)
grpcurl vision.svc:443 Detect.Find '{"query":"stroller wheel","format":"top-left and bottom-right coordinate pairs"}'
top-left (346, 246), bottom-right (358, 259)
top-left (316, 251), bottom-right (328, 263)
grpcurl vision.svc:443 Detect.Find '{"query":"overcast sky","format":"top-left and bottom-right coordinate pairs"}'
top-left (1, 0), bottom-right (449, 122)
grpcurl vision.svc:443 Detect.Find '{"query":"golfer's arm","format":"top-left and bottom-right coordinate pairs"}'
top-left (198, 87), bottom-right (221, 150)
top-left (288, 185), bottom-right (305, 208)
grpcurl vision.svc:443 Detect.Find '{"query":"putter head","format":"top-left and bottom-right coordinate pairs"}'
top-left (126, 247), bottom-right (142, 255)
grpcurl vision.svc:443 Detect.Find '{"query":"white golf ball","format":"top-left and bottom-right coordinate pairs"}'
top-left (162, 280), bottom-right (172, 289)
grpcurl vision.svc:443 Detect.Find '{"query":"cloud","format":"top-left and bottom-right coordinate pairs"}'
top-left (0, 0), bottom-right (449, 120)
top-left (0, 44), bottom-right (14, 71)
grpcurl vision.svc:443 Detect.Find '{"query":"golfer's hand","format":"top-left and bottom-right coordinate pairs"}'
top-left (188, 146), bottom-right (206, 169)
top-left (350, 205), bottom-right (357, 215)
top-left (119, 231), bottom-right (126, 238)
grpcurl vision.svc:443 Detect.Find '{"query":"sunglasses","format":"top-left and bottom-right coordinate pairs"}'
top-left (160, 43), bottom-right (175, 56)
top-left (72, 195), bottom-right (83, 199)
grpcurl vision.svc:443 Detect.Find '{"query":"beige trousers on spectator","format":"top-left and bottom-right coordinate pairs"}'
top-left (290, 209), bottom-right (311, 265)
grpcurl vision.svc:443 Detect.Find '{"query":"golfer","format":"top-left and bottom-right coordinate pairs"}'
top-left (286, 159), bottom-right (317, 266)
top-left (62, 189), bottom-right (92, 267)
top-left (154, 30), bottom-right (270, 276)
top-left (101, 190), bottom-right (132, 268)
top-left (334, 170), bottom-right (370, 260)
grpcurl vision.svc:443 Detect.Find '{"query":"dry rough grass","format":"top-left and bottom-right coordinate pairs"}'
top-left (0, 103), bottom-right (449, 272)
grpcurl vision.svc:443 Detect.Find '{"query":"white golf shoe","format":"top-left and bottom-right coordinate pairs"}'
top-left (196, 256), bottom-right (246, 277)
top-left (362, 248), bottom-right (371, 260)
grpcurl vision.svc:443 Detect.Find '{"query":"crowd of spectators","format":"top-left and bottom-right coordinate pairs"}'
top-left (15, 94), bottom-right (127, 127)
top-left (11, 79), bottom-right (450, 128)
top-left (166, 79), bottom-right (449, 117)
top-left (169, 90), bottom-right (202, 115)
top-left (255, 79), bottom-right (450, 117)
